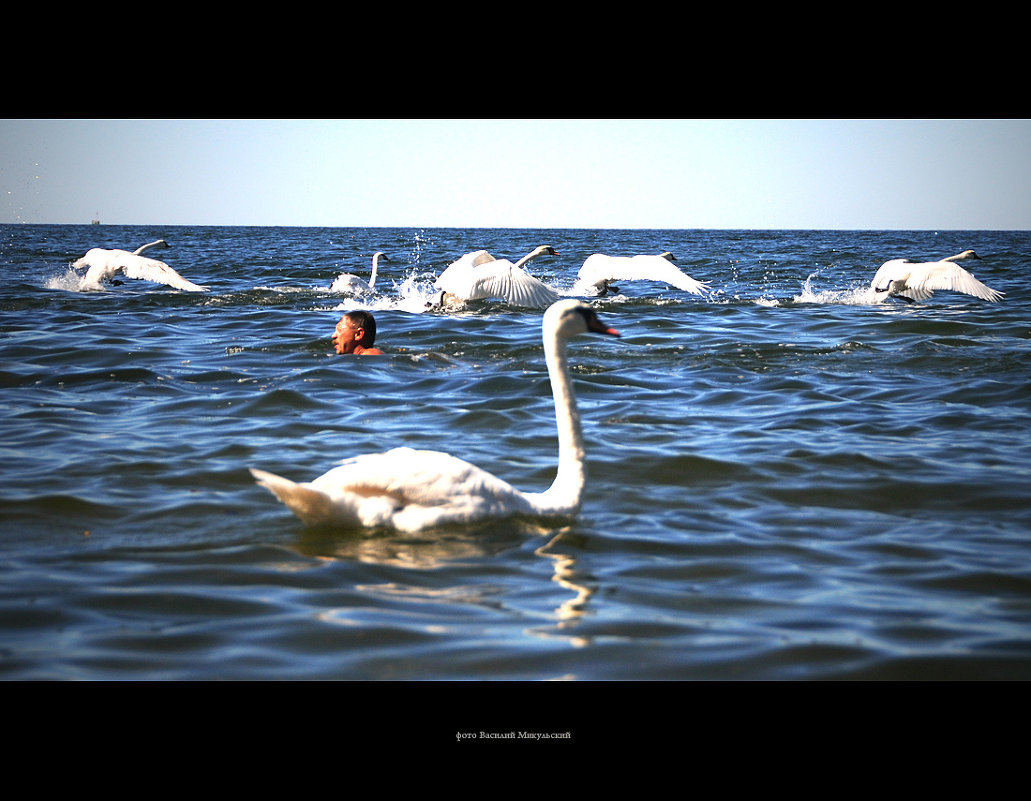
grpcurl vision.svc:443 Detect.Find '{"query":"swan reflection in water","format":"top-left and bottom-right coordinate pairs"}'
top-left (535, 530), bottom-right (596, 643)
top-left (288, 522), bottom-right (597, 646)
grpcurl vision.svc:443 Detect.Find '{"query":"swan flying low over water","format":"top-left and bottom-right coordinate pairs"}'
top-left (250, 299), bottom-right (620, 532)
top-left (330, 251), bottom-right (389, 293)
top-left (870, 250), bottom-right (1003, 303)
top-left (432, 245), bottom-right (561, 308)
top-left (72, 239), bottom-right (208, 292)
top-left (574, 252), bottom-right (710, 297)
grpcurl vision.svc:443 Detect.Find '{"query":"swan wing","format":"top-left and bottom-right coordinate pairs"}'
top-left (72, 248), bottom-right (114, 271)
top-left (626, 255), bottom-right (710, 294)
top-left (576, 254), bottom-right (616, 285)
top-left (436, 259), bottom-right (559, 307)
top-left (80, 261), bottom-right (122, 288)
top-left (904, 262), bottom-right (1004, 302)
top-left (433, 250), bottom-right (495, 289)
top-left (467, 250), bottom-right (496, 267)
top-left (873, 259), bottom-right (1003, 302)
top-left (251, 447), bottom-right (532, 531)
top-left (439, 250), bottom-right (496, 276)
top-left (577, 254), bottom-right (709, 294)
top-left (870, 259), bottom-right (911, 294)
top-left (466, 262), bottom-right (560, 307)
top-left (112, 252), bottom-right (208, 292)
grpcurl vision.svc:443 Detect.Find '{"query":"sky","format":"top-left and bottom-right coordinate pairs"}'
top-left (2, 119), bottom-right (1029, 230)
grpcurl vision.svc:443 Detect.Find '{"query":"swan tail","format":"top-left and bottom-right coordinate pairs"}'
top-left (250, 468), bottom-right (358, 527)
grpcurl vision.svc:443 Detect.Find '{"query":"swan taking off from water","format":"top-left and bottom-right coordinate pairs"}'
top-left (870, 250), bottom-right (1003, 303)
top-left (72, 239), bottom-right (208, 292)
top-left (330, 252), bottom-right (389, 294)
top-left (574, 252), bottom-right (711, 297)
top-left (250, 299), bottom-right (620, 532)
top-left (432, 245), bottom-right (561, 308)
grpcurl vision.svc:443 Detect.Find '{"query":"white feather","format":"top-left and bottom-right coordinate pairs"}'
top-left (573, 252), bottom-right (710, 297)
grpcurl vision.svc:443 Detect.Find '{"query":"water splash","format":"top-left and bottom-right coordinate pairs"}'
top-left (44, 267), bottom-right (87, 292)
top-left (793, 272), bottom-right (877, 305)
top-left (330, 272), bottom-right (440, 314)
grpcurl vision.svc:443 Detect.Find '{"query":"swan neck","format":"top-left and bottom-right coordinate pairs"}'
top-left (540, 332), bottom-right (586, 513)
top-left (513, 248), bottom-right (540, 270)
top-left (369, 254), bottom-right (379, 288)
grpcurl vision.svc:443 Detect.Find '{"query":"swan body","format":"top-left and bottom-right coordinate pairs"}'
top-left (330, 252), bottom-right (389, 294)
top-left (433, 245), bottom-right (561, 308)
top-left (72, 239), bottom-right (207, 292)
top-left (870, 250), bottom-right (1002, 303)
top-left (574, 252), bottom-right (710, 297)
top-left (250, 299), bottom-right (620, 532)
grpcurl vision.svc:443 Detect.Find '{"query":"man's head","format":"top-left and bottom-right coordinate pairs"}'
top-left (332, 310), bottom-right (377, 354)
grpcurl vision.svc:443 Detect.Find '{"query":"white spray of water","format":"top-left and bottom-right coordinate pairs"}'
top-left (793, 272), bottom-right (879, 306)
top-left (45, 267), bottom-right (91, 292)
top-left (330, 273), bottom-right (441, 314)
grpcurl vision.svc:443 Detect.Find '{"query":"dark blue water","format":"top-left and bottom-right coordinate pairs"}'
top-left (2, 224), bottom-right (1029, 680)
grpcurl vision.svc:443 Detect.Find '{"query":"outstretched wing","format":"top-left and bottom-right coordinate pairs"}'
top-left (870, 258), bottom-right (910, 294)
top-left (466, 261), bottom-right (560, 307)
top-left (434, 250), bottom-right (494, 291)
top-left (578, 254), bottom-right (709, 295)
top-left (905, 263), bottom-right (1004, 303)
top-left (113, 253), bottom-right (208, 292)
top-left (436, 256), bottom-right (559, 308)
top-left (622, 255), bottom-right (710, 294)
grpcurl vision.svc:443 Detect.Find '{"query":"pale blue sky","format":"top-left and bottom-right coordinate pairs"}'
top-left (2, 119), bottom-right (1028, 229)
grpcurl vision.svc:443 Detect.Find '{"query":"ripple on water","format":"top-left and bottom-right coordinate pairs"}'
top-left (2, 225), bottom-right (1030, 679)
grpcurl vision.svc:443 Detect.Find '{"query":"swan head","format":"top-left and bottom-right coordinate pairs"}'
top-left (372, 251), bottom-right (389, 262)
top-left (545, 299), bottom-right (620, 341)
top-left (658, 251), bottom-right (676, 261)
top-left (534, 245), bottom-right (560, 257)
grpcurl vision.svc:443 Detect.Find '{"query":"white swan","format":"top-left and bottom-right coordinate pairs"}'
top-left (330, 251), bottom-right (390, 294)
top-left (250, 299), bottom-right (620, 532)
top-left (870, 250), bottom-right (1003, 303)
top-left (72, 239), bottom-right (208, 292)
top-left (432, 245), bottom-right (561, 308)
top-left (573, 252), bottom-right (710, 297)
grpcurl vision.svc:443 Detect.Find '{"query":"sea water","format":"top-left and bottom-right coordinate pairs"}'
top-left (1, 224), bottom-right (1029, 681)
